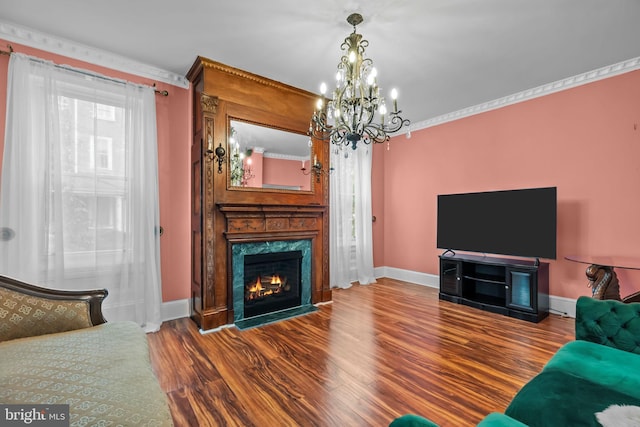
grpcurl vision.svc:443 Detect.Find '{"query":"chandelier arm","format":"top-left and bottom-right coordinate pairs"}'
top-left (335, 93), bottom-right (351, 130)
top-left (312, 111), bottom-right (353, 148)
top-left (362, 123), bottom-right (389, 145)
top-left (383, 112), bottom-right (411, 133)
top-left (331, 128), bottom-right (350, 147)
top-left (356, 83), bottom-right (366, 128)
top-left (360, 58), bottom-right (373, 78)
top-left (311, 111), bottom-right (332, 133)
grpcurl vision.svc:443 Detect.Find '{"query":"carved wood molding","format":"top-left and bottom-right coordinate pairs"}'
top-left (227, 218), bottom-right (264, 233)
top-left (200, 57), bottom-right (317, 97)
top-left (204, 116), bottom-right (216, 300)
top-left (219, 204), bottom-right (325, 235)
top-left (201, 94), bottom-right (219, 115)
top-left (219, 204), bottom-right (326, 215)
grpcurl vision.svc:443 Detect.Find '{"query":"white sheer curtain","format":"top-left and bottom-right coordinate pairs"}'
top-left (0, 53), bottom-right (163, 332)
top-left (329, 146), bottom-right (376, 289)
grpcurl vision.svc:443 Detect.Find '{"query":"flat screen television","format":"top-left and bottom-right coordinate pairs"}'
top-left (437, 187), bottom-right (557, 260)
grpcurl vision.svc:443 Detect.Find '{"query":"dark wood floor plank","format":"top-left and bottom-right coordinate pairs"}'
top-left (148, 278), bottom-right (575, 426)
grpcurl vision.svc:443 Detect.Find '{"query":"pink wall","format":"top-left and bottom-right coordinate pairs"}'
top-left (244, 153), bottom-right (263, 188)
top-left (374, 69), bottom-right (640, 300)
top-left (263, 157), bottom-right (311, 190)
top-left (0, 39), bottom-right (191, 302)
top-left (3, 37), bottom-right (640, 305)
top-left (372, 144), bottom-right (386, 267)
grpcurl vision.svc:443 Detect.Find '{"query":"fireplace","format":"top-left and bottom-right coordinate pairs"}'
top-left (243, 250), bottom-right (302, 318)
top-left (231, 239), bottom-right (313, 326)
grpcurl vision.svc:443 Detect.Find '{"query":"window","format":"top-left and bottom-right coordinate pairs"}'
top-left (89, 136), bottom-right (114, 171)
top-left (55, 94), bottom-right (125, 270)
top-left (0, 53), bottom-right (161, 330)
top-left (95, 103), bottom-right (116, 121)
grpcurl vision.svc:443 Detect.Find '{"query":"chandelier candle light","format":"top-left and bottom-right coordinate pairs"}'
top-left (309, 13), bottom-right (410, 150)
top-left (229, 127), bottom-right (255, 187)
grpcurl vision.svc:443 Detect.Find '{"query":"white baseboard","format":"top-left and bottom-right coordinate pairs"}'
top-left (375, 266), bottom-right (576, 318)
top-left (162, 269), bottom-right (578, 322)
top-left (161, 298), bottom-right (190, 322)
top-left (374, 266), bottom-right (440, 288)
top-left (547, 295), bottom-right (576, 318)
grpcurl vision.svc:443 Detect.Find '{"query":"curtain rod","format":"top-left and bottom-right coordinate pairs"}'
top-left (0, 44), bottom-right (12, 56)
top-left (0, 44), bottom-right (169, 96)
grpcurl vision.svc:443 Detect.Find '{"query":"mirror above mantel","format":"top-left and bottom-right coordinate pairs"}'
top-left (229, 119), bottom-right (312, 191)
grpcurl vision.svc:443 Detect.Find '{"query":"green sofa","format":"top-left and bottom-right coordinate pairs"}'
top-left (390, 296), bottom-right (640, 427)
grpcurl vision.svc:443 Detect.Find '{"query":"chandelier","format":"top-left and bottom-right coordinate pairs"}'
top-left (229, 127), bottom-right (255, 187)
top-left (309, 13), bottom-right (410, 150)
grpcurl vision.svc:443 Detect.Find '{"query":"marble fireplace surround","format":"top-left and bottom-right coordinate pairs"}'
top-left (231, 239), bottom-right (313, 324)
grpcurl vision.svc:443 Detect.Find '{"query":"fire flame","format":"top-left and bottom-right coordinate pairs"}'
top-left (245, 274), bottom-right (288, 301)
top-left (248, 276), bottom-right (264, 294)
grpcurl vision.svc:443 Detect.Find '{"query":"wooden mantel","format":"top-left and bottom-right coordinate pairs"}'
top-left (220, 204), bottom-right (324, 238)
top-left (187, 57), bottom-right (331, 331)
top-left (220, 204), bottom-right (329, 306)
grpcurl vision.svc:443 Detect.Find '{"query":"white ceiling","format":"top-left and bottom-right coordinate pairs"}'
top-left (1, 0), bottom-right (640, 128)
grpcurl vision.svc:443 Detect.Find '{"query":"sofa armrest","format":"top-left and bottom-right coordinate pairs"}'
top-left (0, 274), bottom-right (108, 342)
top-left (389, 414), bottom-right (440, 427)
top-left (575, 296), bottom-right (640, 354)
top-left (477, 413), bottom-right (528, 426)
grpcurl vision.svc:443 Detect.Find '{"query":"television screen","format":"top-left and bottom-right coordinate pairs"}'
top-left (437, 187), bottom-right (557, 259)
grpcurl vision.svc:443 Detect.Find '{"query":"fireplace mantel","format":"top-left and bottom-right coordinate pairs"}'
top-left (220, 204), bottom-right (324, 237)
top-left (187, 57), bottom-right (331, 331)
top-left (220, 203), bottom-right (328, 325)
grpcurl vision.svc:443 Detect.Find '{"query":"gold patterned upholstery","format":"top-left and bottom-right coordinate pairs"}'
top-left (0, 322), bottom-right (174, 426)
top-left (0, 286), bottom-right (93, 342)
top-left (0, 275), bottom-right (173, 426)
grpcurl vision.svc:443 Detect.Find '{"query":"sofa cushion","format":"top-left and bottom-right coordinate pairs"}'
top-left (388, 412), bottom-right (528, 427)
top-left (389, 414), bottom-right (440, 427)
top-left (542, 340), bottom-right (640, 400)
top-left (0, 321), bottom-right (173, 426)
top-left (477, 412), bottom-right (528, 427)
top-left (0, 286), bottom-right (93, 342)
top-left (505, 370), bottom-right (640, 426)
top-left (575, 296), bottom-right (640, 354)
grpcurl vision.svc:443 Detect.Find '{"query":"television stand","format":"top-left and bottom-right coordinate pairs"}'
top-left (439, 253), bottom-right (549, 322)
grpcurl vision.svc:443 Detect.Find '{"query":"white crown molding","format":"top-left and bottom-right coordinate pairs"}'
top-left (0, 20), bottom-right (189, 89)
top-left (263, 152), bottom-right (308, 162)
top-left (407, 56), bottom-right (640, 133)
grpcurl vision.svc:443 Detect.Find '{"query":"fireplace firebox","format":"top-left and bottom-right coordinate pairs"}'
top-left (243, 250), bottom-right (302, 318)
top-left (231, 239), bottom-right (313, 327)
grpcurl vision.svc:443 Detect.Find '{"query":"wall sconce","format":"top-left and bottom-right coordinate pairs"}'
top-left (302, 155), bottom-right (333, 182)
top-left (206, 134), bottom-right (226, 174)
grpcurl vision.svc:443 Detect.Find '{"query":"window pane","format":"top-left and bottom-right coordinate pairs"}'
top-left (53, 93), bottom-right (127, 267)
top-left (96, 103), bottom-right (116, 121)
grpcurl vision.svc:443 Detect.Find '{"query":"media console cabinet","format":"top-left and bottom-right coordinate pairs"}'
top-left (439, 253), bottom-right (549, 322)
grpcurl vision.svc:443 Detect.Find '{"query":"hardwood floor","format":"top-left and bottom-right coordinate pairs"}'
top-left (147, 278), bottom-right (575, 427)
